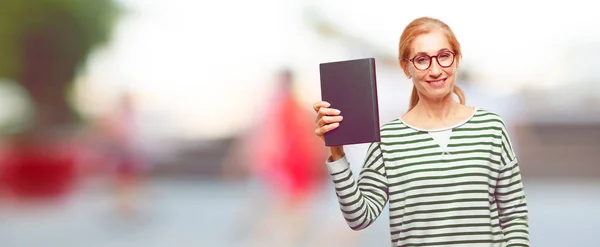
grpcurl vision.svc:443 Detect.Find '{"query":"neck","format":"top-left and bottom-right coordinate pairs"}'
top-left (414, 93), bottom-right (456, 121)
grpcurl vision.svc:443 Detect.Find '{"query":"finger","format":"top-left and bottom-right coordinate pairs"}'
top-left (313, 101), bottom-right (331, 113)
top-left (317, 107), bottom-right (341, 117)
top-left (316, 122), bottom-right (340, 136)
top-left (316, 115), bottom-right (343, 127)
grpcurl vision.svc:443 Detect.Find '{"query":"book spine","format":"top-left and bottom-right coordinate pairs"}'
top-left (369, 59), bottom-right (381, 140)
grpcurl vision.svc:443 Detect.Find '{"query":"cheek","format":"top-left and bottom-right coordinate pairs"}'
top-left (411, 76), bottom-right (420, 86)
top-left (445, 63), bottom-right (458, 75)
top-left (411, 73), bottom-right (428, 89)
top-left (414, 71), bottom-right (428, 83)
top-left (408, 67), bottom-right (420, 80)
top-left (408, 66), bottom-right (428, 79)
top-left (443, 67), bottom-right (457, 80)
top-left (447, 66), bottom-right (456, 73)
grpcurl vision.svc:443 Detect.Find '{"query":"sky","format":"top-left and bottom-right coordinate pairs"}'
top-left (74, 0), bottom-right (600, 140)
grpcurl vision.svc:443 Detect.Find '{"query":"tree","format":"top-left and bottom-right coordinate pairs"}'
top-left (0, 0), bottom-right (120, 137)
top-left (0, 0), bottom-right (121, 200)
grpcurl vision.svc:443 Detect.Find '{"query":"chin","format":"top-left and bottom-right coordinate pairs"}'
top-left (422, 86), bottom-right (454, 100)
top-left (430, 92), bottom-right (454, 101)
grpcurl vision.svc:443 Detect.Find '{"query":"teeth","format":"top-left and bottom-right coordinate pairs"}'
top-left (430, 79), bottom-right (444, 86)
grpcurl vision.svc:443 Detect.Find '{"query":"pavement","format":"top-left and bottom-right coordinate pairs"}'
top-left (0, 178), bottom-right (598, 247)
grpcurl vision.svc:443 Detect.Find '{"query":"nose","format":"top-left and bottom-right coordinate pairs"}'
top-left (429, 58), bottom-right (442, 77)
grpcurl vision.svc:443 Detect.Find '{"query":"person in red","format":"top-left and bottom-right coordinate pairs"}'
top-left (258, 69), bottom-right (325, 203)
top-left (223, 69), bottom-right (327, 246)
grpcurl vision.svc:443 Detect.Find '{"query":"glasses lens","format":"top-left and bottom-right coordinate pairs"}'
top-left (414, 56), bottom-right (430, 70)
top-left (437, 51), bottom-right (454, 67)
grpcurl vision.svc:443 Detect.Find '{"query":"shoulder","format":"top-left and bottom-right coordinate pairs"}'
top-left (377, 118), bottom-right (425, 150)
top-left (379, 118), bottom-right (419, 139)
top-left (471, 108), bottom-right (510, 130)
top-left (380, 118), bottom-right (405, 132)
top-left (372, 118), bottom-right (410, 147)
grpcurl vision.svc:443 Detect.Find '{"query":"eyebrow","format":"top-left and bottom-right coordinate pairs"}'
top-left (413, 48), bottom-right (451, 57)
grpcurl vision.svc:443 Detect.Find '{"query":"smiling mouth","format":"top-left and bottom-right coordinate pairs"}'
top-left (426, 78), bottom-right (446, 87)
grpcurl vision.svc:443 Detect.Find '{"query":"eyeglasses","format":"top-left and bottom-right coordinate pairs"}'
top-left (408, 50), bottom-right (455, 71)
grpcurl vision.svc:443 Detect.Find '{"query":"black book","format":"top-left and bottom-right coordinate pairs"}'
top-left (319, 58), bottom-right (381, 146)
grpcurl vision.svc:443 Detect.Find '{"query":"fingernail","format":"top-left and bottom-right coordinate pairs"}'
top-left (335, 110), bottom-right (341, 114)
top-left (339, 116), bottom-right (343, 120)
top-left (325, 102), bottom-right (331, 107)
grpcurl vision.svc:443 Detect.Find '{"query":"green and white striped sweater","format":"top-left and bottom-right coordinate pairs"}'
top-left (326, 109), bottom-right (529, 247)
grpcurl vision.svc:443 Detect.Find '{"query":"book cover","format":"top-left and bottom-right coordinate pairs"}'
top-left (319, 58), bottom-right (381, 146)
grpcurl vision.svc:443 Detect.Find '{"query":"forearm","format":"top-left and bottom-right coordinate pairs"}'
top-left (500, 214), bottom-right (529, 246)
top-left (329, 146), bottom-right (344, 161)
top-left (496, 161), bottom-right (530, 245)
top-left (327, 155), bottom-right (388, 230)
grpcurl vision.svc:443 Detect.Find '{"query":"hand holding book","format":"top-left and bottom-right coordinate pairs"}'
top-left (313, 101), bottom-right (344, 161)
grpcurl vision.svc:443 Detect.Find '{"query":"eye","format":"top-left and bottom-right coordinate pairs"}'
top-left (438, 52), bottom-right (453, 61)
top-left (415, 56), bottom-right (429, 65)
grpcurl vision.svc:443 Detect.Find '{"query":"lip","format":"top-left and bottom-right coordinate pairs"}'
top-left (426, 78), bottom-right (446, 88)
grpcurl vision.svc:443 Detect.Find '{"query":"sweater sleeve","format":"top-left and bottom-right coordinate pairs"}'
top-left (495, 124), bottom-right (530, 246)
top-left (325, 142), bottom-right (389, 231)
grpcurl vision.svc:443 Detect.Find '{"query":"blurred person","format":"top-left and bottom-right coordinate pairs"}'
top-left (222, 69), bottom-right (329, 246)
top-left (313, 17), bottom-right (530, 246)
top-left (95, 92), bottom-right (147, 219)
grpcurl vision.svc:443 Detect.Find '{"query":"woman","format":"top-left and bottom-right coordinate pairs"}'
top-left (223, 69), bottom-right (328, 246)
top-left (313, 17), bottom-right (530, 247)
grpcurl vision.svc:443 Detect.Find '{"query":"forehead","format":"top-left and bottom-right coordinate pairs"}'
top-left (410, 30), bottom-right (451, 56)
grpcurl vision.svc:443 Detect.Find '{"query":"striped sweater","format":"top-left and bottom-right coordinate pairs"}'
top-left (326, 109), bottom-right (530, 246)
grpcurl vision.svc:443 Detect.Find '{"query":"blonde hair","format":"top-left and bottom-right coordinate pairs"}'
top-left (398, 17), bottom-right (466, 111)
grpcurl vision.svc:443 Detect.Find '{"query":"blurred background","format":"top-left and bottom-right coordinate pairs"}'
top-left (0, 0), bottom-right (599, 246)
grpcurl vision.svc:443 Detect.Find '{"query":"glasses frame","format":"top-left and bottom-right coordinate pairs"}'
top-left (408, 51), bottom-right (456, 71)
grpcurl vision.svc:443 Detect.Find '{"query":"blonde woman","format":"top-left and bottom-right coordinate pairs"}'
top-left (313, 17), bottom-right (530, 247)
